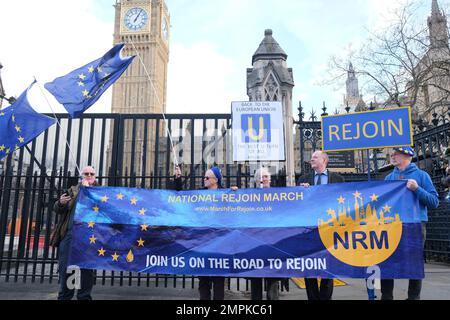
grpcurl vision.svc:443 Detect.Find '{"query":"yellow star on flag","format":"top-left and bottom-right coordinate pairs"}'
top-left (77, 81), bottom-right (84, 87)
top-left (112, 252), bottom-right (120, 261)
top-left (137, 238), bottom-right (145, 247)
top-left (116, 193), bottom-right (124, 200)
top-left (382, 204), bottom-right (392, 213)
top-left (98, 248), bottom-right (106, 256)
top-left (15, 145), bottom-right (19, 150)
top-left (88, 221), bottom-right (95, 228)
top-left (79, 73), bottom-right (86, 80)
top-left (18, 136), bottom-right (25, 143)
top-left (140, 224), bottom-right (149, 231)
top-left (0, 112), bottom-right (4, 116)
top-left (353, 191), bottom-right (362, 199)
top-left (370, 194), bottom-right (379, 202)
top-left (88, 66), bottom-right (95, 73)
top-left (97, 66), bottom-right (102, 73)
top-left (82, 90), bottom-right (89, 97)
top-left (89, 235), bottom-right (97, 244)
top-left (0, 145), bottom-right (5, 152)
top-left (101, 195), bottom-right (109, 203)
top-left (15, 125), bottom-right (21, 132)
top-left (130, 197), bottom-right (138, 205)
top-left (93, 205), bottom-right (100, 213)
top-left (11, 115), bottom-right (15, 122)
top-left (139, 208), bottom-right (146, 216)
top-left (337, 196), bottom-right (345, 204)
top-left (5, 148), bottom-right (10, 154)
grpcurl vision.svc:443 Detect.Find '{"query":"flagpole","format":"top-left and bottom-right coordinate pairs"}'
top-left (259, 161), bottom-right (263, 189)
top-left (126, 39), bottom-right (179, 169)
top-left (34, 77), bottom-right (82, 175)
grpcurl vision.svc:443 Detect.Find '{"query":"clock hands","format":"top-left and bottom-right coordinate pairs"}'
top-left (125, 8), bottom-right (147, 30)
top-left (134, 9), bottom-right (143, 23)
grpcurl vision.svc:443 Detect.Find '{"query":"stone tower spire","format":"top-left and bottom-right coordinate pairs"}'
top-left (428, 0), bottom-right (449, 48)
top-left (346, 62), bottom-right (359, 100)
top-left (247, 29), bottom-right (295, 186)
top-left (432, 0), bottom-right (440, 14)
top-left (252, 29), bottom-right (288, 65)
top-left (342, 61), bottom-right (364, 112)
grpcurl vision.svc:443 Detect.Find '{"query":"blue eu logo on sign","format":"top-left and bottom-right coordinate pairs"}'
top-left (241, 114), bottom-right (271, 143)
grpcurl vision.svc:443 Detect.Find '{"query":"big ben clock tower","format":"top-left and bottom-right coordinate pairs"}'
top-left (110, 0), bottom-right (170, 178)
top-left (113, 0), bottom-right (169, 114)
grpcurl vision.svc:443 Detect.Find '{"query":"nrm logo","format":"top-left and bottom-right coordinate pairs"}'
top-left (334, 230), bottom-right (389, 250)
top-left (318, 191), bottom-right (402, 267)
top-left (241, 114), bottom-right (271, 143)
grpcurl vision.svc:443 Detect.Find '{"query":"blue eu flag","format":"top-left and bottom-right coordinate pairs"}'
top-left (0, 81), bottom-right (56, 160)
top-left (44, 43), bottom-right (135, 118)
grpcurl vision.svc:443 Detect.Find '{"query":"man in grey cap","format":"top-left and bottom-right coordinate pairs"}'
top-left (381, 147), bottom-right (439, 300)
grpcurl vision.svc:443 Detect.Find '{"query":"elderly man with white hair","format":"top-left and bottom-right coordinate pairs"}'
top-left (51, 166), bottom-right (99, 300)
top-left (248, 167), bottom-right (287, 300)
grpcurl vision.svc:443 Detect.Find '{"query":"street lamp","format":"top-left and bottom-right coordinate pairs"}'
top-left (0, 62), bottom-right (16, 106)
top-left (370, 149), bottom-right (387, 172)
top-left (0, 94), bottom-right (16, 105)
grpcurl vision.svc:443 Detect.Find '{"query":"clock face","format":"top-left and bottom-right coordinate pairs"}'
top-left (162, 17), bottom-right (169, 40)
top-left (124, 7), bottom-right (149, 31)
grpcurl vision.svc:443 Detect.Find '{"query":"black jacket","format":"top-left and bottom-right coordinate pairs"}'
top-left (173, 176), bottom-right (183, 191)
top-left (51, 181), bottom-right (99, 247)
top-left (296, 170), bottom-right (345, 186)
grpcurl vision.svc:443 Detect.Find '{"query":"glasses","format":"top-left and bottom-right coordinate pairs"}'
top-left (83, 172), bottom-right (95, 176)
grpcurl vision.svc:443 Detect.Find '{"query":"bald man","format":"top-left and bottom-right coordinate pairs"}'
top-left (297, 151), bottom-right (345, 300)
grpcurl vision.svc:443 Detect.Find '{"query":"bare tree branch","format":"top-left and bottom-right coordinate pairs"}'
top-left (323, 0), bottom-right (450, 121)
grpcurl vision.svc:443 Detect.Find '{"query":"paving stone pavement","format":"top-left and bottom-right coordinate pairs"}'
top-left (0, 263), bottom-right (449, 300)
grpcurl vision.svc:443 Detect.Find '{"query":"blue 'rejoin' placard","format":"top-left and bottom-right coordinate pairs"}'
top-left (322, 107), bottom-right (413, 152)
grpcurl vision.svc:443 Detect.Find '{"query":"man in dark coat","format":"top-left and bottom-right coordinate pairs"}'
top-left (297, 150), bottom-right (345, 300)
top-left (52, 166), bottom-right (99, 300)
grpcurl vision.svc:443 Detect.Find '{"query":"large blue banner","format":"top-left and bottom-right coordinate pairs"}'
top-left (69, 181), bottom-right (424, 279)
top-left (322, 107), bottom-right (413, 152)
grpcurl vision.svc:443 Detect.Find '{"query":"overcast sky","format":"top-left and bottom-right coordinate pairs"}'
top-left (0, 0), bottom-right (444, 117)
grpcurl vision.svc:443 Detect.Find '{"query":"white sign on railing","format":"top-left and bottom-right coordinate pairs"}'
top-left (232, 101), bottom-right (285, 161)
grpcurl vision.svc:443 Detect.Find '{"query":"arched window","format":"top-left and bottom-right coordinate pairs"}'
top-left (264, 73), bottom-right (280, 101)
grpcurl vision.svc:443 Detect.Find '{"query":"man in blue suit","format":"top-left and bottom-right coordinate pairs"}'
top-left (297, 150), bottom-right (345, 300)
